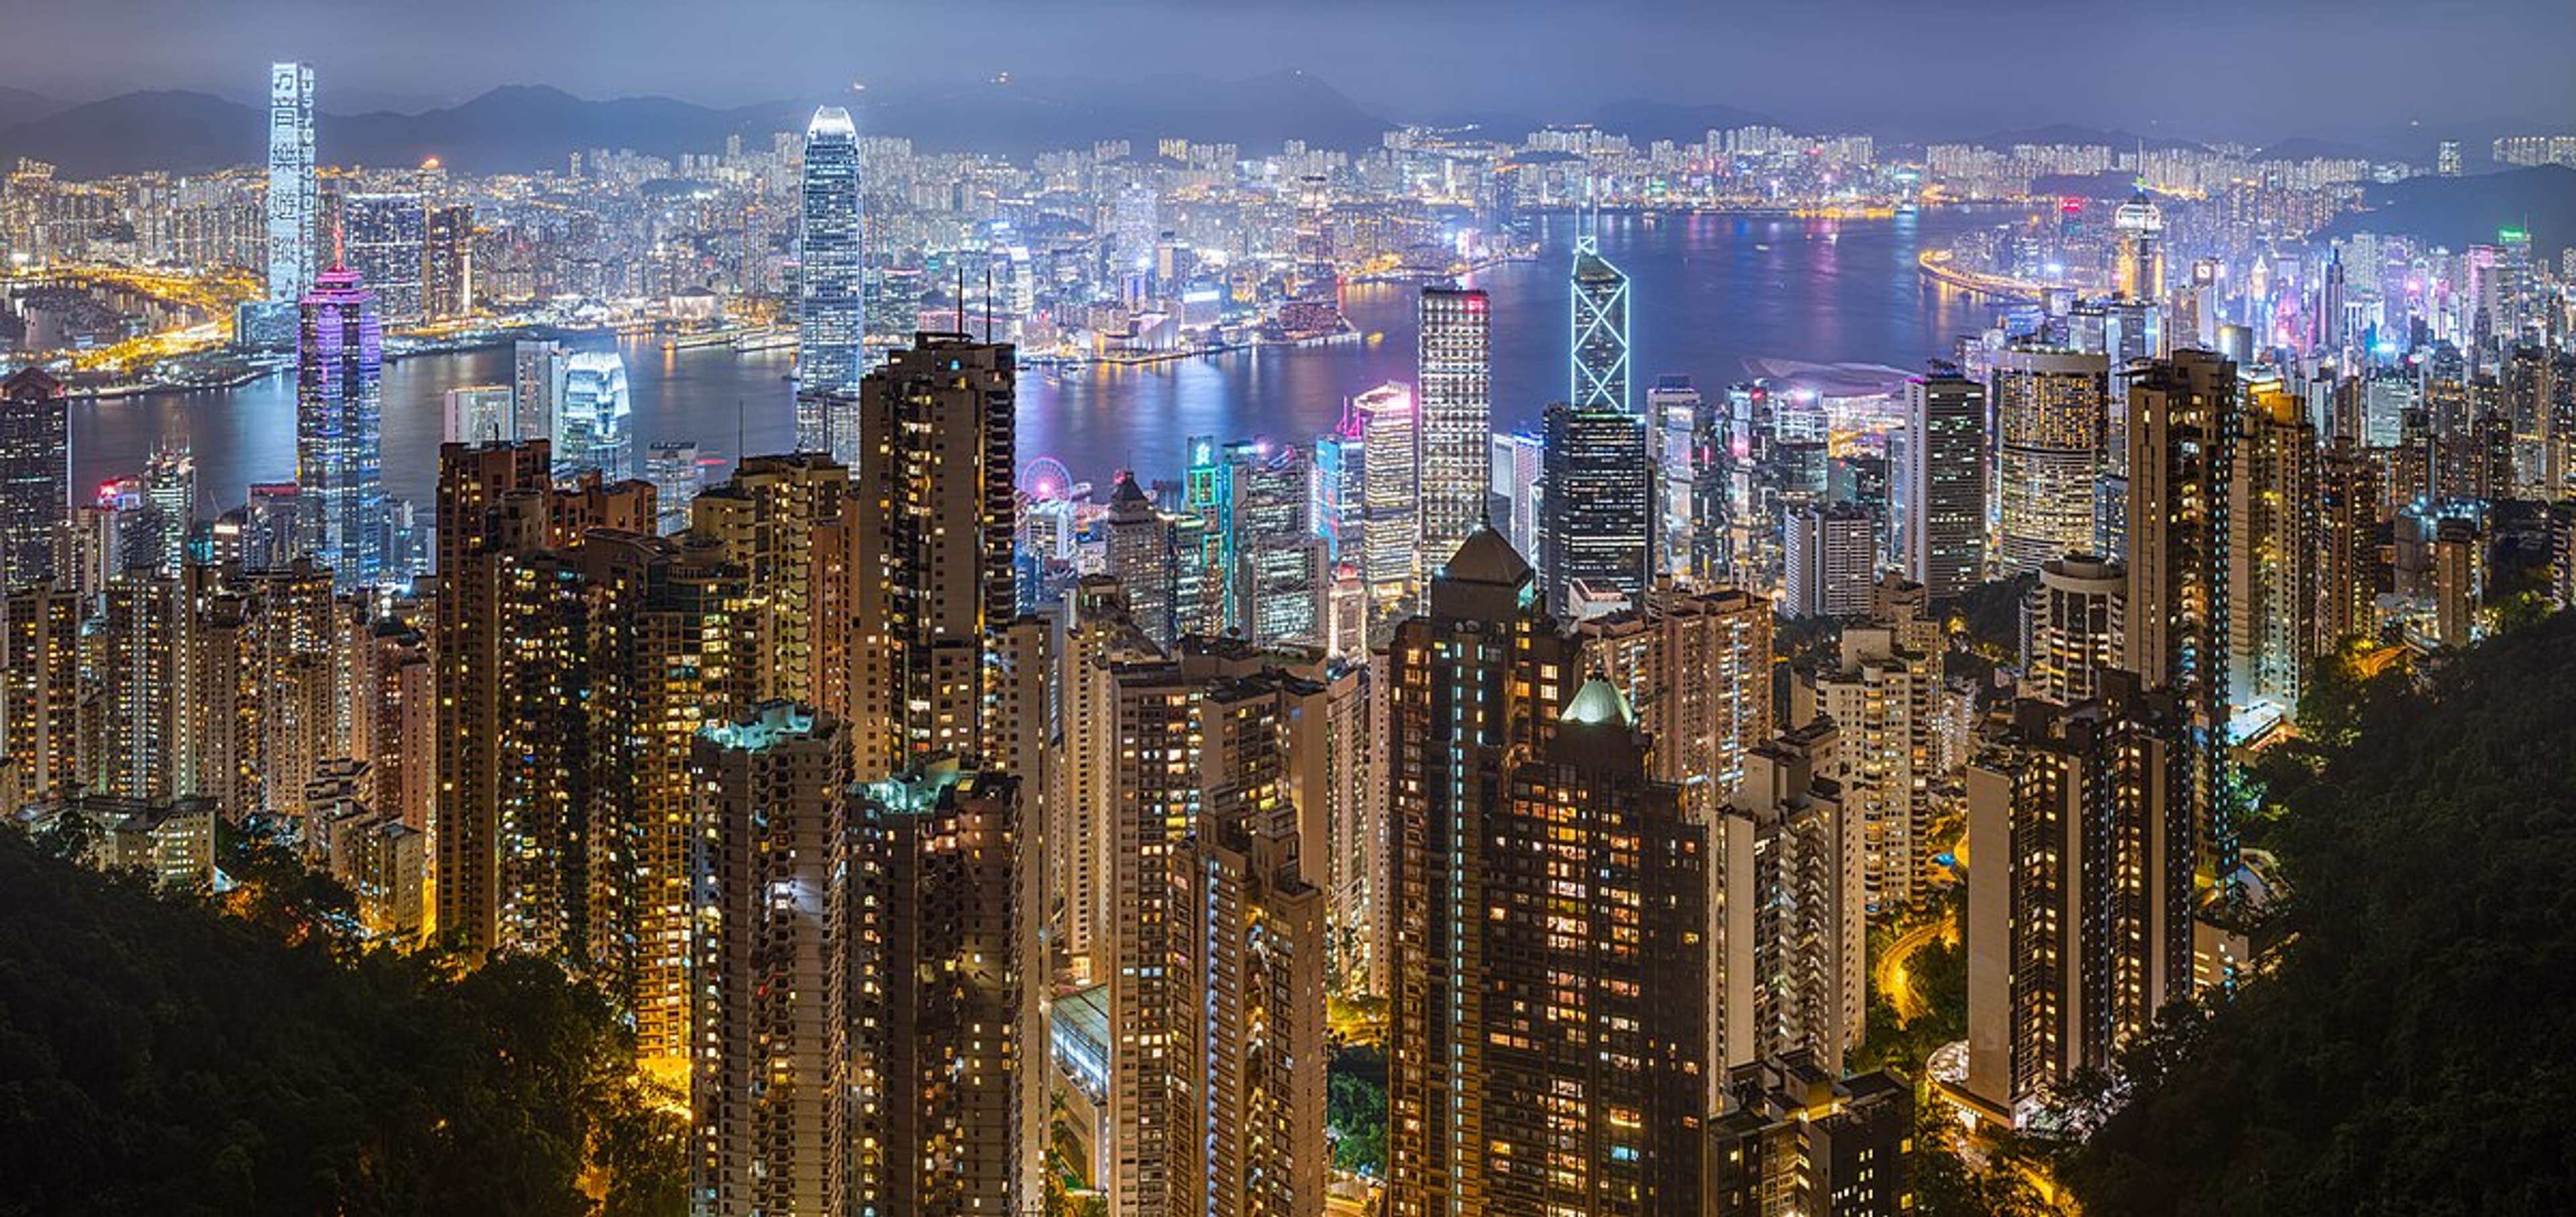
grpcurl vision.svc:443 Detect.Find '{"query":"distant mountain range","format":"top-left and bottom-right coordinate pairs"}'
top-left (1961, 124), bottom-right (2206, 154)
top-left (2320, 164), bottom-right (2576, 260)
top-left (0, 74), bottom-right (1408, 175)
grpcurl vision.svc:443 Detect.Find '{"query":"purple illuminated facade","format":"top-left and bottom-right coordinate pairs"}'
top-left (297, 264), bottom-right (385, 590)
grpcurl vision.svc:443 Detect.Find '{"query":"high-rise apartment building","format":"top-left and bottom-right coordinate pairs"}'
top-left (1966, 673), bottom-right (2192, 1122)
top-left (838, 333), bottom-right (1015, 780)
top-left (342, 192), bottom-right (425, 325)
top-left (1805, 577), bottom-right (1941, 912)
top-left (797, 107), bottom-right (864, 393)
top-left (1578, 584), bottom-right (1774, 822)
top-left (2229, 380), bottom-right (2317, 720)
top-left (690, 703), bottom-right (847, 1217)
top-left (1, 585), bottom-right (81, 805)
top-left (2125, 351), bottom-right (2236, 874)
top-left (1385, 527), bottom-right (1579, 1216)
top-left (1902, 371), bottom-right (1986, 597)
top-left (297, 264), bottom-right (386, 591)
top-left (2315, 439), bottom-right (2382, 649)
top-left (1415, 287), bottom-right (1492, 567)
top-left (423, 202), bottom-right (474, 320)
top-left (1992, 348), bottom-right (2107, 575)
top-left (1717, 723), bottom-right (1865, 1079)
top-left (2024, 554), bottom-right (2125, 706)
top-left (689, 452), bottom-right (847, 706)
top-left (1539, 401), bottom-right (1652, 616)
top-left (1783, 502), bottom-right (1878, 619)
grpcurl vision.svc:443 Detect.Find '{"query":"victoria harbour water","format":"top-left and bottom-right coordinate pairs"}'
top-left (69, 209), bottom-right (2007, 516)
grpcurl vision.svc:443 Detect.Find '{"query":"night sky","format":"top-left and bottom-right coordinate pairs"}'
top-left (17, 0), bottom-right (2576, 143)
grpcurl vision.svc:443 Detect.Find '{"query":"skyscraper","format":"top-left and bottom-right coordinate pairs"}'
top-left (1783, 502), bottom-right (1878, 619)
top-left (1385, 527), bottom-right (1581, 1216)
top-left (1539, 401), bottom-right (1652, 617)
top-left (553, 350), bottom-right (631, 481)
top-left (0, 368), bottom-right (67, 590)
top-left (423, 202), bottom-right (474, 320)
top-left (264, 62), bottom-right (317, 305)
top-left (797, 106), bottom-right (864, 393)
top-left (692, 703), bottom-right (847, 1216)
top-left (2228, 379), bottom-right (2317, 721)
top-left (343, 192), bottom-right (425, 325)
top-left (1578, 584), bottom-right (1775, 820)
top-left (297, 264), bottom-right (386, 591)
top-left (2112, 189), bottom-right (2165, 302)
top-left (1992, 348), bottom-right (2108, 575)
top-left (1717, 722), bottom-right (1865, 1077)
top-left (1966, 674), bottom-right (2191, 1122)
top-left (2125, 350), bottom-right (2236, 875)
top-left (2024, 554), bottom-right (2125, 705)
top-left (1902, 370), bottom-right (1987, 598)
top-left (837, 332), bottom-right (1015, 780)
top-left (1416, 286), bottom-right (1491, 566)
top-left (1805, 583), bottom-right (1940, 912)
top-left (1570, 236), bottom-right (1631, 414)
top-left (2315, 439), bottom-right (2383, 649)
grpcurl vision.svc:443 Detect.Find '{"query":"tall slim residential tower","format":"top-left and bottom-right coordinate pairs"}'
top-left (796, 106), bottom-right (864, 394)
top-left (0, 368), bottom-right (67, 590)
top-left (837, 333), bottom-right (1016, 780)
top-left (423, 203), bottom-right (474, 320)
top-left (1385, 527), bottom-right (1582, 1217)
top-left (1902, 370), bottom-right (1986, 597)
top-left (691, 704), bottom-right (849, 1217)
top-left (1992, 348), bottom-right (2108, 575)
top-left (1416, 287), bottom-right (1492, 566)
top-left (343, 191), bottom-right (425, 325)
top-left (1966, 674), bottom-right (2191, 1122)
top-left (297, 264), bottom-right (386, 590)
top-left (2229, 380), bottom-right (2317, 721)
top-left (1717, 723), bottom-right (1866, 1079)
top-left (264, 62), bottom-right (317, 304)
top-left (1578, 584), bottom-right (1774, 821)
top-left (1570, 237), bottom-right (1631, 414)
top-left (2315, 439), bottom-right (2383, 649)
top-left (2025, 554), bottom-right (2125, 706)
top-left (2125, 351), bottom-right (2236, 876)
top-left (1539, 401), bottom-right (1652, 616)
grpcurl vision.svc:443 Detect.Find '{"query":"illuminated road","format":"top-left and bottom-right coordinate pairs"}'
top-left (1876, 912), bottom-right (1958, 1022)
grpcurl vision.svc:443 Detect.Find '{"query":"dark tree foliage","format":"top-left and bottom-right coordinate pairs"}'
top-left (1327, 1042), bottom-right (1387, 1176)
top-left (0, 829), bottom-right (686, 1217)
top-left (2062, 609), bottom-right (2576, 1216)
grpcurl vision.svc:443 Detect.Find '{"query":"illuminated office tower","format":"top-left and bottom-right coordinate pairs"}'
top-left (690, 452), bottom-right (847, 704)
top-left (690, 703), bottom-right (847, 1217)
top-left (797, 106), bottom-right (864, 392)
top-left (553, 350), bottom-right (632, 480)
top-left (1805, 578), bottom-right (1940, 912)
top-left (1385, 527), bottom-right (1580, 1217)
top-left (513, 339), bottom-right (562, 445)
top-left (1342, 384), bottom-right (1419, 619)
top-left (841, 763), bottom-right (1024, 1216)
top-left (1965, 673), bottom-right (2190, 1122)
top-left (1053, 578), bottom-right (1157, 982)
top-left (2112, 189), bottom-right (2165, 302)
top-left (839, 333), bottom-right (1015, 780)
top-left (423, 203), bottom-right (473, 320)
top-left (1478, 677), bottom-right (1711, 1214)
top-left (1101, 473), bottom-right (1215, 651)
top-left (138, 447), bottom-right (194, 575)
top-left (1098, 657), bottom-right (1204, 1216)
top-left (2023, 554), bottom-right (2125, 705)
top-left (1901, 371), bottom-right (1986, 598)
top-left (1487, 428), bottom-right (1542, 562)
top-left (1717, 722), bottom-right (1864, 1078)
top-left (1539, 401), bottom-right (1652, 617)
top-left (2125, 351), bottom-right (2237, 877)
top-left (1, 368), bottom-right (67, 590)
top-left (82, 575), bottom-right (180, 803)
top-left (1225, 445), bottom-right (1324, 647)
top-left (1992, 348), bottom-right (2107, 575)
top-left (2315, 439), bottom-right (2383, 649)
top-left (645, 441), bottom-right (702, 534)
top-left (1416, 287), bottom-right (1491, 566)
top-left (297, 264), bottom-right (386, 592)
top-left (442, 385), bottom-right (517, 445)
top-left (265, 62), bottom-right (316, 303)
top-left (2, 586), bottom-right (80, 804)
top-left (1782, 503), bottom-right (1876, 619)
top-left (1647, 375), bottom-right (1723, 581)
top-left (343, 192), bottom-right (425, 324)
top-left (1578, 584), bottom-right (1774, 820)
top-left (1114, 182), bottom-right (1159, 282)
top-left (2228, 380), bottom-right (2317, 721)
top-left (1570, 235), bottom-right (1631, 413)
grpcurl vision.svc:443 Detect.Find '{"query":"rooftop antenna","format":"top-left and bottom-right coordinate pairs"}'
top-left (956, 265), bottom-right (967, 335)
top-left (983, 266), bottom-right (994, 342)
top-left (736, 398), bottom-right (745, 468)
